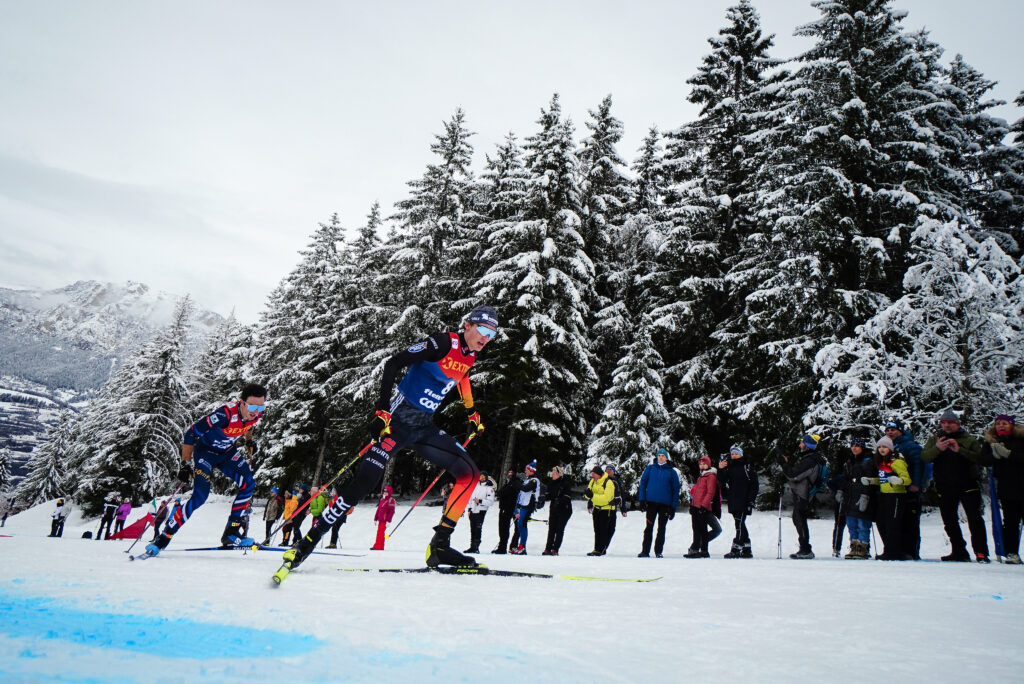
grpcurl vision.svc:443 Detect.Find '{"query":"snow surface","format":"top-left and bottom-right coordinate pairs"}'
top-left (2, 496), bottom-right (1023, 683)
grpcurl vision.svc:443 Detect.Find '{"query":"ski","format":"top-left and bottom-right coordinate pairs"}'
top-left (177, 544), bottom-right (263, 552)
top-left (335, 566), bottom-right (662, 582)
top-left (128, 550), bottom-right (157, 561)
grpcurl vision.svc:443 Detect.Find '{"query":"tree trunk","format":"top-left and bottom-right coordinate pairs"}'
top-left (312, 429), bottom-right (328, 489)
top-left (499, 427), bottom-right (517, 487)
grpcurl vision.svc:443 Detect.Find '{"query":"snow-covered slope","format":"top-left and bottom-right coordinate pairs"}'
top-left (1, 497), bottom-right (1021, 683)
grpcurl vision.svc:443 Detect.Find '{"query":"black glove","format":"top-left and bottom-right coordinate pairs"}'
top-left (368, 409), bottom-right (392, 440)
top-left (668, 508), bottom-right (675, 520)
top-left (637, 500), bottom-right (647, 512)
top-left (177, 462), bottom-right (194, 483)
top-left (746, 504), bottom-right (754, 517)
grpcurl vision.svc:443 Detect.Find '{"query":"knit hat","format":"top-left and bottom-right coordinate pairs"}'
top-left (525, 461), bottom-right (537, 473)
top-left (803, 434), bottom-right (822, 450)
top-left (605, 464), bottom-right (617, 473)
top-left (995, 414), bottom-right (1015, 425)
top-left (729, 445), bottom-right (743, 456)
top-left (479, 470), bottom-right (490, 478)
top-left (271, 487), bottom-right (278, 494)
top-left (591, 466), bottom-right (604, 477)
top-left (884, 419), bottom-right (905, 433)
top-left (699, 455), bottom-right (712, 467)
top-left (938, 409), bottom-right (960, 424)
top-left (849, 437), bottom-right (867, 449)
top-left (466, 305), bottom-right (499, 330)
top-left (655, 447), bottom-right (670, 459)
top-left (875, 436), bottom-right (895, 451)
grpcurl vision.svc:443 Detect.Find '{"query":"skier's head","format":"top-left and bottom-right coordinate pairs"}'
top-left (57, 498), bottom-right (64, 506)
top-left (550, 466), bottom-right (562, 479)
top-left (240, 382), bottom-right (267, 402)
top-left (271, 487), bottom-right (278, 494)
top-left (463, 305), bottom-right (499, 352)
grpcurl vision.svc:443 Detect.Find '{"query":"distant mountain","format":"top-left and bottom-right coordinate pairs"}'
top-left (0, 279), bottom-right (225, 392)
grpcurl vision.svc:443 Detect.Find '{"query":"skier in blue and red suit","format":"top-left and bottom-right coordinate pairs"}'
top-left (146, 382), bottom-right (267, 555)
top-left (281, 306), bottom-right (498, 575)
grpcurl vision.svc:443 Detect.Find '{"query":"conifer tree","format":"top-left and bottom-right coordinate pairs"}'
top-left (15, 409), bottom-right (76, 506)
top-left (0, 447), bottom-right (11, 494)
top-left (189, 313), bottom-right (255, 414)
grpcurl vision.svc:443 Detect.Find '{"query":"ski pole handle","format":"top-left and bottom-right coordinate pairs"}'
top-left (385, 434), bottom-right (475, 540)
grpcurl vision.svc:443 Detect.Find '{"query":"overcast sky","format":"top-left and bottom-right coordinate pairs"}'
top-left (1, 0), bottom-right (1021, 322)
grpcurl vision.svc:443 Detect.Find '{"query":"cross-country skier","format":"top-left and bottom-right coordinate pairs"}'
top-left (276, 306), bottom-right (498, 580)
top-left (144, 383), bottom-right (267, 556)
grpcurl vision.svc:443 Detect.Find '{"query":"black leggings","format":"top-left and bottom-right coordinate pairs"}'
top-left (1000, 499), bottom-right (1024, 555)
top-left (309, 401), bottom-right (479, 541)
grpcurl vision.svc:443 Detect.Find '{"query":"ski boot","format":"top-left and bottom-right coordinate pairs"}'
top-left (426, 525), bottom-right (477, 568)
top-left (221, 518), bottom-right (256, 548)
top-left (273, 534), bottom-right (316, 585)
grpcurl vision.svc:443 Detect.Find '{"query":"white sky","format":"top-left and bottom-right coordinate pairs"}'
top-left (1, 0), bottom-right (1021, 322)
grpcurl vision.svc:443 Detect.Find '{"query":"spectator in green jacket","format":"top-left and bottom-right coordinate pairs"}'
top-left (922, 409), bottom-right (989, 562)
top-left (309, 484), bottom-right (329, 519)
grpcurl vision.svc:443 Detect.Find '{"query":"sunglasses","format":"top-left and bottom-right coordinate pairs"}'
top-left (247, 404), bottom-right (266, 414)
top-left (475, 325), bottom-right (498, 339)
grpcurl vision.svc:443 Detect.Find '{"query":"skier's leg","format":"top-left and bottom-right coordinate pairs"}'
top-left (218, 456), bottom-right (256, 545)
top-left (153, 458), bottom-right (214, 550)
top-left (416, 432), bottom-right (480, 566)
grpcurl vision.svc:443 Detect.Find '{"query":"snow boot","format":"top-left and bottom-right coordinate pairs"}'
top-left (511, 544), bottom-right (527, 555)
top-left (790, 548), bottom-right (815, 559)
top-left (844, 540), bottom-right (860, 559)
top-left (464, 546), bottom-right (480, 554)
top-left (638, 551), bottom-right (651, 558)
top-left (683, 549), bottom-right (705, 559)
top-left (326, 543), bottom-right (337, 549)
top-left (724, 544), bottom-right (743, 559)
top-left (144, 543), bottom-right (162, 556)
top-left (976, 553), bottom-right (991, 563)
top-left (426, 525), bottom-right (477, 568)
top-left (491, 546), bottom-right (507, 554)
top-left (1006, 553), bottom-right (1022, 565)
top-left (741, 544), bottom-right (753, 558)
top-left (941, 549), bottom-right (971, 562)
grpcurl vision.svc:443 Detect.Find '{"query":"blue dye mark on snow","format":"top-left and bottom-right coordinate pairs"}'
top-left (0, 590), bottom-right (323, 659)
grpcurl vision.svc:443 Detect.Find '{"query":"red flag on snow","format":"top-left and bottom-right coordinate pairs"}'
top-left (109, 514), bottom-right (154, 540)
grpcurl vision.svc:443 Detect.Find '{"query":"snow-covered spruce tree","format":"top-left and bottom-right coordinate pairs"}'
top-left (14, 408), bottom-right (77, 507)
top-left (475, 94), bottom-right (598, 469)
top-left (390, 107), bottom-right (483, 332)
top-left (655, 0), bottom-right (780, 456)
top-left (189, 312), bottom-right (255, 415)
top-left (0, 447), bottom-right (11, 493)
top-left (75, 298), bottom-right (195, 514)
top-left (251, 214), bottom-right (349, 488)
top-left (809, 217), bottom-right (1024, 434)
top-left (587, 315), bottom-right (673, 493)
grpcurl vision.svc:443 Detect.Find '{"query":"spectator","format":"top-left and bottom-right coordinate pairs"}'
top-left (922, 410), bottom-right (989, 562)
top-left (839, 438), bottom-right (877, 559)
top-left (281, 490), bottom-right (299, 545)
top-left (543, 466), bottom-right (574, 556)
top-left (97, 494), bottom-right (117, 540)
top-left (290, 484), bottom-right (311, 545)
top-left (777, 434), bottom-right (823, 559)
top-left (492, 469), bottom-right (522, 554)
top-left (512, 461), bottom-right (541, 555)
top-left (309, 484), bottom-right (329, 520)
top-left (464, 471), bottom-right (496, 554)
top-left (327, 487), bottom-right (349, 549)
top-left (866, 436), bottom-right (912, 560)
top-left (885, 419), bottom-right (929, 559)
top-left (261, 488), bottom-right (283, 546)
top-left (0, 495), bottom-right (12, 527)
top-left (585, 465), bottom-right (619, 556)
top-left (685, 456), bottom-right (721, 558)
top-left (152, 499), bottom-right (170, 541)
top-left (718, 445), bottom-right (758, 559)
top-left (979, 414), bottom-right (1024, 564)
top-left (371, 486), bottom-right (396, 550)
top-left (49, 498), bottom-right (70, 537)
top-left (637, 448), bottom-right (681, 558)
top-left (114, 497), bottom-right (132, 536)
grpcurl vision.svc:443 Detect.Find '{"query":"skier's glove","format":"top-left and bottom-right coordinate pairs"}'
top-left (886, 476), bottom-right (904, 485)
top-left (467, 411), bottom-right (484, 434)
top-left (992, 442), bottom-right (1011, 459)
top-left (368, 409), bottom-right (392, 440)
top-left (857, 494), bottom-right (869, 512)
top-left (835, 491), bottom-right (844, 505)
top-left (177, 462), bottom-right (194, 483)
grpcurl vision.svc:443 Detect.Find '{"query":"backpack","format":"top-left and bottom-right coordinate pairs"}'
top-left (535, 482), bottom-right (548, 510)
top-left (809, 457), bottom-right (831, 498)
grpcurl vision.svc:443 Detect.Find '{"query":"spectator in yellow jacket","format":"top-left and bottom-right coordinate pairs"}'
top-left (281, 490), bottom-right (300, 545)
top-left (864, 436), bottom-right (912, 560)
top-left (585, 466), bottom-right (618, 556)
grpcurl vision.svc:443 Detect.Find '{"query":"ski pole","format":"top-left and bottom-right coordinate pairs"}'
top-left (777, 492), bottom-right (783, 560)
top-left (125, 482), bottom-right (186, 554)
top-left (268, 440), bottom-right (375, 542)
top-left (870, 524), bottom-right (879, 560)
top-left (386, 433), bottom-right (477, 540)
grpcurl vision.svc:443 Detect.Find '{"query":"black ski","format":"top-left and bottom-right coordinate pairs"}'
top-left (336, 566), bottom-right (661, 582)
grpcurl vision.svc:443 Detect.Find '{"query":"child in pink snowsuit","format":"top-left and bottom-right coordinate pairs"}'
top-left (371, 486), bottom-right (396, 550)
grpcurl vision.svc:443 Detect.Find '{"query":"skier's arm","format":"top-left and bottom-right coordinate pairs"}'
top-left (376, 332), bottom-right (450, 410)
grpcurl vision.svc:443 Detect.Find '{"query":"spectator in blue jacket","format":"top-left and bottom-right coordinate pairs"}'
top-left (637, 447), bottom-right (681, 558)
top-left (885, 419), bottom-right (929, 560)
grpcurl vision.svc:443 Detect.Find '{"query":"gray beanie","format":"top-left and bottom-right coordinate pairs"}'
top-left (875, 436), bottom-right (895, 451)
top-left (938, 409), bottom-right (960, 424)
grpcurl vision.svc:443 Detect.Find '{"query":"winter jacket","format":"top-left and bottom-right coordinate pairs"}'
top-left (839, 456), bottom-right (879, 521)
top-left (52, 502), bottom-right (70, 521)
top-left (497, 475), bottom-right (523, 513)
top-left (690, 468), bottom-right (719, 511)
top-left (116, 503), bottom-right (132, 521)
top-left (779, 451), bottom-right (821, 501)
top-left (892, 432), bottom-right (931, 491)
top-left (638, 461), bottom-right (681, 509)
top-left (282, 495), bottom-right (299, 520)
top-left (546, 476), bottom-right (574, 513)
top-left (876, 456), bottom-right (912, 495)
top-left (979, 425), bottom-right (1024, 501)
top-left (309, 491), bottom-right (329, 518)
top-left (100, 502), bottom-right (117, 522)
top-left (467, 478), bottom-right (496, 514)
top-left (154, 504), bottom-right (170, 526)
top-left (921, 428), bottom-right (983, 491)
top-left (264, 494), bottom-right (282, 521)
top-left (517, 476), bottom-right (541, 508)
top-left (374, 487), bottom-right (396, 523)
top-left (293, 491), bottom-right (311, 521)
top-left (719, 457), bottom-right (758, 515)
top-left (586, 474), bottom-right (617, 510)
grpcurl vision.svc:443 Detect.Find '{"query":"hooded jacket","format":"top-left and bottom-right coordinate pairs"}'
top-left (586, 473), bottom-right (617, 510)
top-left (467, 477), bottom-right (496, 514)
top-left (719, 457), bottom-right (759, 515)
top-left (690, 468), bottom-right (719, 511)
top-left (979, 424), bottom-right (1024, 501)
top-left (638, 460), bottom-right (681, 509)
top-left (838, 455), bottom-right (878, 520)
top-left (891, 432), bottom-right (931, 490)
top-left (374, 487), bottom-right (396, 523)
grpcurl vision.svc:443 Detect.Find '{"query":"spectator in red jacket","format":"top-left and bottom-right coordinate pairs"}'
top-left (370, 486), bottom-right (396, 550)
top-left (685, 456), bottom-right (721, 558)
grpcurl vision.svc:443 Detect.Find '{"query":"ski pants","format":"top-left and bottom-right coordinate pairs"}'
top-left (730, 512), bottom-right (751, 550)
top-left (690, 508), bottom-right (721, 552)
top-left (496, 507), bottom-right (519, 551)
top-left (641, 504), bottom-right (672, 555)
top-left (876, 493), bottom-right (906, 558)
top-left (545, 502), bottom-right (572, 552)
top-left (162, 449), bottom-right (255, 539)
top-left (329, 513), bottom-right (347, 547)
top-left (592, 508), bottom-right (616, 552)
top-left (308, 401), bottom-right (478, 544)
top-left (514, 505), bottom-right (532, 547)
top-left (468, 510), bottom-right (487, 550)
top-left (97, 516), bottom-right (114, 540)
top-left (937, 485), bottom-right (988, 556)
top-left (999, 498), bottom-right (1024, 555)
top-left (792, 497), bottom-right (811, 552)
top-left (901, 491), bottom-right (923, 558)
